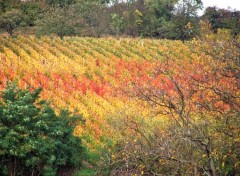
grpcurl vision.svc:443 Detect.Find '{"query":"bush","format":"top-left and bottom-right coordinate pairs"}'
top-left (0, 83), bottom-right (84, 176)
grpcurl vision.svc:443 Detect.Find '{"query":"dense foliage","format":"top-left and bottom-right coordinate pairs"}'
top-left (0, 9), bottom-right (25, 36)
top-left (203, 6), bottom-right (240, 37)
top-left (0, 83), bottom-right (84, 176)
top-left (1, 0), bottom-right (239, 40)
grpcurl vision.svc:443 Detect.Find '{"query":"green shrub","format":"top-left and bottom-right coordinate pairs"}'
top-left (0, 83), bottom-right (84, 176)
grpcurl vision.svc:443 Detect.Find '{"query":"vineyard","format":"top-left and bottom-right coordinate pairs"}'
top-left (0, 36), bottom-right (194, 145)
top-left (0, 33), bottom-right (239, 175)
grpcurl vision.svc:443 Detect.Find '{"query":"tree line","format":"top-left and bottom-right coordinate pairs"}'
top-left (0, 0), bottom-right (239, 40)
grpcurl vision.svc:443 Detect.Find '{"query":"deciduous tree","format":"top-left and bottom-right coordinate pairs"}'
top-left (37, 5), bottom-right (84, 39)
top-left (0, 83), bottom-right (84, 176)
top-left (0, 9), bottom-right (25, 36)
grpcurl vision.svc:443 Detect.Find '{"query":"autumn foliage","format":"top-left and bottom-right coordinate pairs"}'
top-left (0, 30), bottom-right (239, 175)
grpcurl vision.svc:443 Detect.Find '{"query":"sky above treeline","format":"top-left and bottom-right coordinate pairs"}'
top-left (202, 0), bottom-right (240, 11)
top-left (198, 0), bottom-right (240, 15)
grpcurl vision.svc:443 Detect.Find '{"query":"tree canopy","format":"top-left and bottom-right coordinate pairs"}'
top-left (0, 83), bottom-right (84, 176)
top-left (0, 9), bottom-right (25, 36)
top-left (0, 0), bottom-right (239, 40)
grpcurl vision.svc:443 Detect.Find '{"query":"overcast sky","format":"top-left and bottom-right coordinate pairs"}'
top-left (199, 0), bottom-right (240, 14)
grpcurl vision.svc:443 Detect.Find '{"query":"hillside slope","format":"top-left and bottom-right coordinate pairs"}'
top-left (0, 36), bottom-right (194, 144)
top-left (0, 35), bottom-right (239, 175)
